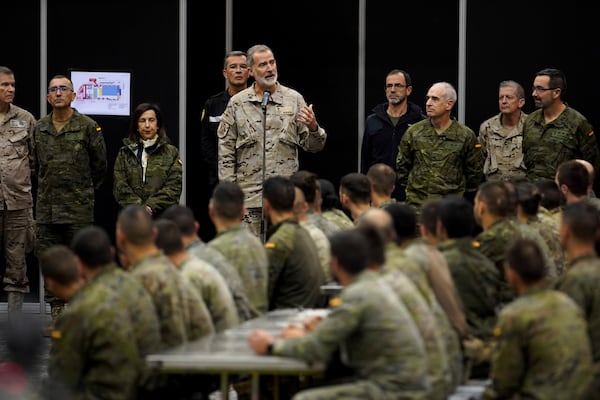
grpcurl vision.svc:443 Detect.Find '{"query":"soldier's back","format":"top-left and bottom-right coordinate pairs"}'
top-left (485, 289), bottom-right (593, 399)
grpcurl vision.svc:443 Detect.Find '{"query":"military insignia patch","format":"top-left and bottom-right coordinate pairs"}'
top-left (329, 297), bottom-right (343, 307)
top-left (588, 130), bottom-right (595, 137)
top-left (472, 240), bottom-right (481, 248)
top-left (265, 242), bottom-right (276, 249)
top-left (178, 159), bottom-right (183, 165)
top-left (50, 330), bottom-right (62, 339)
top-left (475, 143), bottom-right (482, 148)
top-left (96, 126), bottom-right (102, 132)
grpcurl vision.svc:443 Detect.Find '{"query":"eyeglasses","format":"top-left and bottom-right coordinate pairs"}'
top-left (48, 85), bottom-right (73, 93)
top-left (385, 83), bottom-right (407, 89)
top-left (532, 86), bottom-right (558, 93)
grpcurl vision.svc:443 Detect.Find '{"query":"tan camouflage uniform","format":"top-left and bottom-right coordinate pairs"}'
top-left (478, 112), bottom-right (528, 181)
top-left (217, 82), bottom-right (326, 231)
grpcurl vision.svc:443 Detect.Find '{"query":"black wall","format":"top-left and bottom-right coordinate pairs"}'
top-left (4, 0), bottom-right (598, 303)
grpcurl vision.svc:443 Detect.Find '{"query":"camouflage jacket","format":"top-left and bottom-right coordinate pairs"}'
top-left (396, 118), bottom-right (483, 208)
top-left (113, 136), bottom-right (182, 217)
top-left (523, 106), bottom-right (600, 182)
top-left (380, 268), bottom-right (452, 399)
top-left (299, 218), bottom-right (332, 283)
top-left (555, 254), bottom-right (600, 365)
top-left (208, 225), bottom-right (269, 316)
top-left (217, 82), bottom-right (326, 208)
top-left (129, 252), bottom-right (214, 349)
top-left (46, 278), bottom-right (139, 399)
top-left (483, 287), bottom-right (593, 400)
top-left (274, 270), bottom-right (430, 398)
top-left (187, 237), bottom-right (258, 321)
top-left (478, 111), bottom-right (527, 181)
top-left (321, 208), bottom-right (355, 230)
top-left (0, 104), bottom-right (35, 210)
top-left (179, 253), bottom-right (239, 332)
top-left (33, 108), bottom-right (107, 223)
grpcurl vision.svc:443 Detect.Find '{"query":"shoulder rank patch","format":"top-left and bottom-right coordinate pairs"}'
top-left (178, 159), bottom-right (183, 165)
top-left (472, 240), bottom-right (481, 248)
top-left (329, 297), bottom-right (343, 307)
top-left (265, 242), bottom-right (276, 249)
top-left (493, 327), bottom-right (502, 337)
top-left (475, 143), bottom-right (482, 148)
top-left (51, 329), bottom-right (62, 340)
top-left (588, 130), bottom-right (595, 137)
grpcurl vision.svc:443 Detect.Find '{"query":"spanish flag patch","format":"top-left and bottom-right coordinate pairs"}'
top-left (51, 329), bottom-right (62, 340)
top-left (475, 143), bottom-right (482, 148)
top-left (265, 242), bottom-right (276, 249)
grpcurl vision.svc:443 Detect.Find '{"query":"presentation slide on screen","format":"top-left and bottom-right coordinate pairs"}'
top-left (70, 71), bottom-right (131, 116)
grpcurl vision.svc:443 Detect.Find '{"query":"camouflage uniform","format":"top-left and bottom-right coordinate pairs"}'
top-left (483, 287), bottom-right (593, 400)
top-left (476, 218), bottom-right (558, 303)
top-left (274, 270), bottom-right (430, 400)
top-left (217, 82), bottom-right (326, 209)
top-left (380, 268), bottom-right (451, 400)
top-left (179, 253), bottom-right (239, 332)
top-left (0, 104), bottom-right (35, 297)
top-left (208, 225), bottom-right (269, 317)
top-left (523, 106), bottom-right (600, 182)
top-left (386, 242), bottom-right (464, 390)
top-left (306, 210), bottom-right (340, 237)
top-left (376, 198), bottom-right (397, 209)
top-left (396, 118), bottom-right (483, 209)
top-left (437, 237), bottom-right (502, 338)
top-left (554, 254), bottom-right (600, 397)
top-left (299, 219), bottom-right (333, 283)
top-left (45, 278), bottom-right (139, 400)
top-left (321, 208), bottom-right (354, 230)
top-left (91, 263), bottom-right (162, 393)
top-left (187, 237), bottom-right (258, 321)
top-left (129, 252), bottom-right (214, 349)
top-left (113, 135), bottom-right (182, 217)
top-left (524, 215), bottom-right (566, 276)
top-left (265, 218), bottom-right (327, 310)
top-left (478, 112), bottom-right (528, 181)
top-left (33, 108), bottom-right (107, 306)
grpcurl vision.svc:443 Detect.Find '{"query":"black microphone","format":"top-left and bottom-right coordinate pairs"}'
top-left (261, 90), bottom-right (270, 112)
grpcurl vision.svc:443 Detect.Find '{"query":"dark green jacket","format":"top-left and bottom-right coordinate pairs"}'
top-left (113, 136), bottom-right (182, 216)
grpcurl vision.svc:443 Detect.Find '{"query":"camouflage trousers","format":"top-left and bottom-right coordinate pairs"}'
top-left (1, 208), bottom-right (34, 293)
top-left (242, 207), bottom-right (265, 242)
top-left (35, 222), bottom-right (88, 304)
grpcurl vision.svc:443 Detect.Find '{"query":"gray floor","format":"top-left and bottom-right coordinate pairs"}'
top-left (0, 306), bottom-right (52, 396)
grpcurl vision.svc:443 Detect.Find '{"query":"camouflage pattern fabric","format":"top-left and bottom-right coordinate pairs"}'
top-left (275, 270), bottom-right (430, 400)
top-left (483, 287), bottom-right (593, 399)
top-left (321, 209), bottom-right (354, 231)
top-left (208, 224), bottom-right (269, 316)
top-left (523, 106), bottom-right (600, 182)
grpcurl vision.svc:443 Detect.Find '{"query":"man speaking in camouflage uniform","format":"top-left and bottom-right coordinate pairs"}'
top-left (217, 44), bottom-right (327, 240)
top-left (248, 229), bottom-right (430, 399)
top-left (396, 82), bottom-right (483, 210)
